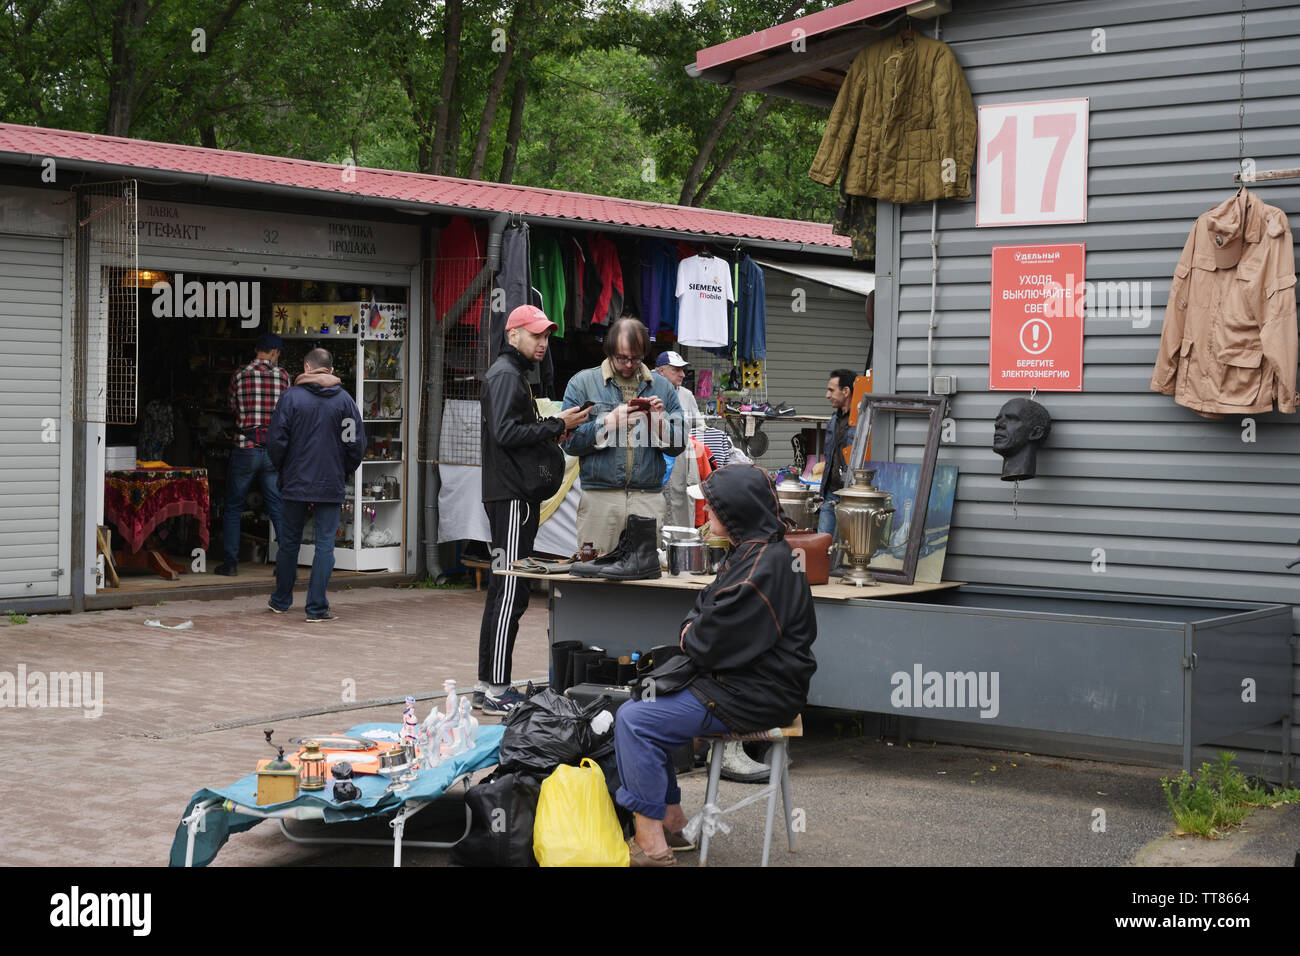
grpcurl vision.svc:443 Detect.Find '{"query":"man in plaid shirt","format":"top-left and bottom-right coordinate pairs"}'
top-left (217, 332), bottom-right (290, 576)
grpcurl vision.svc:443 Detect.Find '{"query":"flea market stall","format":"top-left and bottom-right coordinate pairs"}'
top-left (687, 0), bottom-right (1300, 779)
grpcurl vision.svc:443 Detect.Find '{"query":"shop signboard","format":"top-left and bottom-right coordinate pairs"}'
top-left (976, 98), bottom-right (1088, 227)
top-left (134, 199), bottom-right (421, 265)
top-left (989, 243), bottom-right (1085, 391)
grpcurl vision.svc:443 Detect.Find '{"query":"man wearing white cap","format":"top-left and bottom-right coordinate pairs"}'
top-left (654, 350), bottom-right (703, 430)
top-left (476, 305), bottom-right (590, 715)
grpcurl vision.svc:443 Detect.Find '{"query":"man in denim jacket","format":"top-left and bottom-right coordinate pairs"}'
top-left (561, 318), bottom-right (686, 552)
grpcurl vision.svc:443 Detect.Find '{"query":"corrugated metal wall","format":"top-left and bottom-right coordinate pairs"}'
top-left (678, 268), bottom-right (871, 469)
top-left (0, 235), bottom-right (65, 598)
top-left (887, 0), bottom-right (1299, 775)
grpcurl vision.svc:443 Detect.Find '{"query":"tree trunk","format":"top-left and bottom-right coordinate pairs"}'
top-left (497, 53), bottom-right (531, 183)
top-left (467, 2), bottom-right (521, 180)
top-left (105, 0), bottom-right (149, 136)
top-left (676, 0), bottom-right (802, 204)
top-left (692, 96), bottom-right (775, 206)
top-left (402, 73), bottom-right (435, 174)
top-left (444, 79), bottom-right (463, 177)
top-left (677, 86), bottom-right (742, 205)
top-left (429, 0), bottom-right (463, 176)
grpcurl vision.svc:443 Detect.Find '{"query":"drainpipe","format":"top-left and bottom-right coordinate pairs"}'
top-left (422, 211), bottom-right (508, 581)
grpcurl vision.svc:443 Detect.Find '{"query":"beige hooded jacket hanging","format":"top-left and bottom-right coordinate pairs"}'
top-left (1150, 189), bottom-right (1297, 418)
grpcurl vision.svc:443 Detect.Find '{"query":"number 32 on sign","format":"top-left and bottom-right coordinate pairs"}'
top-left (977, 98), bottom-right (1088, 227)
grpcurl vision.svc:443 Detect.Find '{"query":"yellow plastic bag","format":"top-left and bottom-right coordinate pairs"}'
top-left (533, 758), bottom-right (630, 867)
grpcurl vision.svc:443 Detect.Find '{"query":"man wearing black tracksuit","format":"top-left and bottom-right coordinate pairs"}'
top-left (477, 305), bottom-right (589, 715)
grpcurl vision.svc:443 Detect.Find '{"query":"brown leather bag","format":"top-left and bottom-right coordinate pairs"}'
top-left (785, 531), bottom-right (832, 585)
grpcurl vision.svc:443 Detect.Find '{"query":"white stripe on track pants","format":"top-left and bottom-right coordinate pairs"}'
top-left (477, 498), bottom-right (540, 685)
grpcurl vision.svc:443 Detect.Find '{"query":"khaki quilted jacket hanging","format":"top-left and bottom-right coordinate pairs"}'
top-left (1150, 189), bottom-right (1297, 418)
top-left (808, 33), bottom-right (975, 203)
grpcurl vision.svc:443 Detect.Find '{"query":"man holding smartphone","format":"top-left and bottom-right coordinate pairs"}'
top-left (560, 317), bottom-right (686, 561)
top-left (477, 305), bottom-right (590, 715)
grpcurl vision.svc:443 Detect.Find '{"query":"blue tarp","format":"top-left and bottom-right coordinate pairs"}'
top-left (168, 722), bottom-right (503, 866)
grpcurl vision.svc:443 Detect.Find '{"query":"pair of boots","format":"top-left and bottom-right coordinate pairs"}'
top-left (570, 515), bottom-right (661, 581)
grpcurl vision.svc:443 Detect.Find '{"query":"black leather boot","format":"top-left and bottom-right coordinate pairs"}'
top-left (593, 515), bottom-right (661, 581)
top-left (568, 525), bottom-right (633, 578)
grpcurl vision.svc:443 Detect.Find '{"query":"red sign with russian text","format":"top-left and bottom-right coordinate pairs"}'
top-left (989, 243), bottom-right (1084, 391)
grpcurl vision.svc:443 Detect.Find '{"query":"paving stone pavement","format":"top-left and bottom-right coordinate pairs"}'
top-left (0, 584), bottom-right (1292, 868)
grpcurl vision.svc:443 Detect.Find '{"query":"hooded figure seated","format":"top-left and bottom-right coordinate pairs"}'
top-left (614, 464), bottom-right (818, 866)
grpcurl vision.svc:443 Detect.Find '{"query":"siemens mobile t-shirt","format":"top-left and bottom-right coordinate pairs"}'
top-left (675, 255), bottom-right (734, 348)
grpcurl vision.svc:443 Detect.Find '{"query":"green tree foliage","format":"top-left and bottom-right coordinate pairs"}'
top-left (0, 0), bottom-right (839, 220)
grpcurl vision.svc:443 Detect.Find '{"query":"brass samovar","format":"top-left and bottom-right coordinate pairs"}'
top-left (831, 469), bottom-right (895, 587)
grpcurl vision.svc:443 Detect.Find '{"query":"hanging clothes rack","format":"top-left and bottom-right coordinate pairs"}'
top-left (1234, 168), bottom-right (1300, 184)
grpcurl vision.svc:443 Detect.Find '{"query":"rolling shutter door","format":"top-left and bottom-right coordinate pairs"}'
top-left (0, 235), bottom-right (65, 598)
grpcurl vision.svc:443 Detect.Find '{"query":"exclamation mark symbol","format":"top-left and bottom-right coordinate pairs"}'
top-left (1032, 324), bottom-right (1040, 349)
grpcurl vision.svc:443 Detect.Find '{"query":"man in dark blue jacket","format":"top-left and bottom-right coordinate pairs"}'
top-left (267, 348), bottom-right (365, 622)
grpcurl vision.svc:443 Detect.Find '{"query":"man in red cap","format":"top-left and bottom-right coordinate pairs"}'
top-left (476, 305), bottom-right (590, 715)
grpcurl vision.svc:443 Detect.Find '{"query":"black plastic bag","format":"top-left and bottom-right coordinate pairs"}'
top-left (452, 771), bottom-right (540, 867)
top-left (497, 688), bottom-right (613, 777)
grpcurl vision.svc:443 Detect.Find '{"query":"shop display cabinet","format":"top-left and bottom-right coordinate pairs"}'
top-left (272, 302), bottom-right (408, 572)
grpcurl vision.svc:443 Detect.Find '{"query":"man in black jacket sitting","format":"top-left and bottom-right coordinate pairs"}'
top-left (477, 305), bottom-right (589, 716)
top-left (614, 464), bottom-right (818, 865)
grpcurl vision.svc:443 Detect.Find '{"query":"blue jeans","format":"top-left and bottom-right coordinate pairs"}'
top-left (223, 448), bottom-right (283, 565)
top-left (817, 493), bottom-right (839, 537)
top-left (271, 501), bottom-right (341, 617)
top-left (614, 690), bottom-right (730, 819)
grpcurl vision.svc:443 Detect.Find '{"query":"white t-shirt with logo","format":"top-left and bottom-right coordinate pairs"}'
top-left (675, 256), bottom-right (734, 348)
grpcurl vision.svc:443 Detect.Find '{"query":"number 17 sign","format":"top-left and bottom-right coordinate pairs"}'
top-left (977, 98), bottom-right (1088, 227)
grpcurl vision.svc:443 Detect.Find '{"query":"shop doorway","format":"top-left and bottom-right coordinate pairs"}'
top-left (99, 270), bottom-right (410, 594)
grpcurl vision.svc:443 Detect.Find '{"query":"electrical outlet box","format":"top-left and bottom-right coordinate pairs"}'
top-left (933, 375), bottom-right (957, 395)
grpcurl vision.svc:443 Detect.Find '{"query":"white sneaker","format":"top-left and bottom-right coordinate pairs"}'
top-left (717, 741), bottom-right (770, 783)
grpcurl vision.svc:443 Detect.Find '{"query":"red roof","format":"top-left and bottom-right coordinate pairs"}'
top-left (0, 123), bottom-right (848, 249)
top-left (695, 0), bottom-right (908, 72)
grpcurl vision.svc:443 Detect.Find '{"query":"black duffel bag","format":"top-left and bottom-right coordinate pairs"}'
top-left (451, 771), bottom-right (541, 867)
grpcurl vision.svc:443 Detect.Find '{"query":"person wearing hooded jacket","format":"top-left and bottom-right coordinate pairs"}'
top-left (266, 347), bottom-right (366, 622)
top-left (613, 463), bottom-right (817, 865)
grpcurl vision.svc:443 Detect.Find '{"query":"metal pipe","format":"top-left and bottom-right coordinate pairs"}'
top-left (926, 198), bottom-right (938, 395)
top-left (70, 188), bottom-right (90, 611)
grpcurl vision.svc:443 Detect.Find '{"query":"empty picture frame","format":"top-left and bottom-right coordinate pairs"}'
top-left (844, 393), bottom-right (948, 585)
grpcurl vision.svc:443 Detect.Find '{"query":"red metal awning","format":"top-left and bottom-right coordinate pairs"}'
top-left (0, 122), bottom-right (849, 248)
top-left (691, 0), bottom-right (937, 108)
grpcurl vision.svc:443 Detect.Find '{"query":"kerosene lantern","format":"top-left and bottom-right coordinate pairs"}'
top-left (299, 740), bottom-right (327, 792)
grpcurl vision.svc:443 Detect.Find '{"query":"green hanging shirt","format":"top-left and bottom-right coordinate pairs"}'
top-left (529, 234), bottom-right (566, 338)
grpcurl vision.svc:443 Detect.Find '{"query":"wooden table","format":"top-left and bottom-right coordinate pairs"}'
top-left (103, 467), bottom-right (210, 581)
top-left (498, 568), bottom-right (960, 602)
top-left (497, 568), bottom-right (963, 663)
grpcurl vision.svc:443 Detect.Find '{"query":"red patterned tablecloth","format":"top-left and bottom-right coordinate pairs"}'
top-left (104, 468), bottom-right (210, 554)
